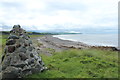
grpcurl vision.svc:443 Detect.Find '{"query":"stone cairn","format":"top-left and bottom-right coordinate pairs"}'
top-left (0, 25), bottom-right (46, 78)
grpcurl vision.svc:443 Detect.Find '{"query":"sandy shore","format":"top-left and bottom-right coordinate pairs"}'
top-left (34, 35), bottom-right (119, 56)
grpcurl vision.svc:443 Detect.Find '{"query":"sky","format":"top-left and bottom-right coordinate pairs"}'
top-left (0, 0), bottom-right (119, 32)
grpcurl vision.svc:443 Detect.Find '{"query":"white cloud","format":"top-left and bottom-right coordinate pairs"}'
top-left (0, 0), bottom-right (119, 31)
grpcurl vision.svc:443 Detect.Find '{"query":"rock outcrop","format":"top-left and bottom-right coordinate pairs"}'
top-left (0, 25), bottom-right (46, 79)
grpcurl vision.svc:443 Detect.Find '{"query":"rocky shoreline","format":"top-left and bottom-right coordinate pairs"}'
top-left (36, 35), bottom-right (119, 56)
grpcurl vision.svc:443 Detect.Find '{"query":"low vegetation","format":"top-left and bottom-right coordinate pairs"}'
top-left (0, 35), bottom-right (8, 57)
top-left (26, 49), bottom-right (118, 78)
top-left (0, 34), bottom-right (118, 78)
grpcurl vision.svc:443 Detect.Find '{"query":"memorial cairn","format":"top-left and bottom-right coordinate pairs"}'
top-left (0, 25), bottom-right (46, 78)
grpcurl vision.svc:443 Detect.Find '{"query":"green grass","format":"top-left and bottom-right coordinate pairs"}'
top-left (26, 49), bottom-right (118, 78)
top-left (0, 35), bottom-right (8, 57)
top-left (0, 34), bottom-right (118, 78)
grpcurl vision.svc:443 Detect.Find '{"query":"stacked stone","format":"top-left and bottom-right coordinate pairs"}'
top-left (0, 25), bottom-right (45, 78)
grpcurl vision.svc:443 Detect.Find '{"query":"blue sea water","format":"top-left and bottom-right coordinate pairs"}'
top-left (53, 34), bottom-right (118, 47)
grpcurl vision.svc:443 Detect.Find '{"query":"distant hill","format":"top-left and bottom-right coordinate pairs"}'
top-left (0, 31), bottom-right (10, 35)
top-left (0, 31), bottom-right (82, 35)
top-left (0, 31), bottom-right (59, 35)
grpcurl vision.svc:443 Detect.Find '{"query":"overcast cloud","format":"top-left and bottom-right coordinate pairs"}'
top-left (0, 0), bottom-right (119, 31)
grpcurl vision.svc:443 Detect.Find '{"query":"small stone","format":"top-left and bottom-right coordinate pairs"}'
top-left (2, 65), bottom-right (7, 71)
top-left (31, 58), bottom-right (35, 63)
top-left (8, 46), bottom-right (15, 53)
top-left (16, 44), bottom-right (21, 48)
top-left (24, 43), bottom-right (28, 46)
top-left (11, 62), bottom-right (27, 68)
top-left (2, 66), bottom-right (21, 78)
top-left (19, 33), bottom-right (23, 36)
top-left (30, 53), bottom-right (34, 57)
top-left (34, 55), bottom-right (39, 60)
top-left (13, 25), bottom-right (21, 28)
top-left (19, 47), bottom-right (26, 53)
top-left (22, 67), bottom-right (32, 76)
top-left (28, 46), bottom-right (33, 51)
top-left (10, 30), bottom-right (13, 33)
top-left (40, 67), bottom-right (45, 72)
top-left (19, 38), bottom-right (25, 43)
top-left (44, 67), bottom-right (48, 70)
top-left (6, 39), bottom-right (16, 45)
top-left (19, 53), bottom-right (28, 61)
top-left (8, 35), bottom-right (19, 39)
top-left (28, 40), bottom-right (32, 44)
top-left (28, 58), bottom-right (35, 65)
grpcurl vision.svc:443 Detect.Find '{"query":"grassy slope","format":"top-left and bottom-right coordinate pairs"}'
top-left (26, 49), bottom-right (118, 78)
top-left (0, 34), bottom-right (118, 78)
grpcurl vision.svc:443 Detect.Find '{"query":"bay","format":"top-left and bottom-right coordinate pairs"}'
top-left (53, 34), bottom-right (118, 47)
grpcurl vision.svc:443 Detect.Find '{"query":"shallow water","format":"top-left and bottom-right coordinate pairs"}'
top-left (53, 34), bottom-right (118, 47)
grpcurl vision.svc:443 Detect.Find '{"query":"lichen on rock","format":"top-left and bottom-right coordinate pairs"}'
top-left (0, 25), bottom-right (46, 79)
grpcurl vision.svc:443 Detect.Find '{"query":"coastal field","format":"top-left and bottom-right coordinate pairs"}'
top-left (26, 49), bottom-right (118, 78)
top-left (26, 35), bottom-right (118, 78)
top-left (0, 34), bottom-right (118, 78)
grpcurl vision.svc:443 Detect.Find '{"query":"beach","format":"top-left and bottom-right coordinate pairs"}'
top-left (34, 35), bottom-right (118, 56)
top-left (53, 34), bottom-right (118, 47)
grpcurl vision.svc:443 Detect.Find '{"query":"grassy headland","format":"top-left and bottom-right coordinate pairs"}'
top-left (0, 33), bottom-right (118, 78)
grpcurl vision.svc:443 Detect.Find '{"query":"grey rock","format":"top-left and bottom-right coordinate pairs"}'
top-left (22, 69), bottom-right (32, 76)
top-left (9, 55), bottom-right (20, 65)
top-left (2, 56), bottom-right (11, 70)
top-left (28, 58), bottom-right (35, 65)
top-left (2, 65), bottom-right (7, 71)
top-left (40, 67), bottom-right (45, 72)
top-left (6, 39), bottom-right (16, 45)
top-left (10, 30), bottom-right (13, 33)
top-left (31, 68), bottom-right (40, 74)
top-left (20, 35), bottom-right (28, 39)
top-left (22, 65), bottom-right (32, 76)
top-left (33, 51), bottom-right (39, 55)
top-left (19, 53), bottom-right (28, 61)
top-left (30, 53), bottom-right (34, 57)
top-left (19, 38), bottom-right (25, 43)
top-left (8, 35), bottom-right (19, 39)
top-left (16, 43), bottom-right (21, 48)
top-left (28, 40), bottom-right (32, 44)
top-left (8, 45), bottom-right (15, 53)
top-left (19, 47), bottom-right (27, 53)
top-left (28, 46), bottom-right (34, 51)
top-left (13, 25), bottom-right (21, 28)
top-left (11, 62), bottom-right (27, 68)
top-left (24, 43), bottom-right (28, 47)
top-left (34, 55), bottom-right (39, 60)
top-left (2, 66), bottom-right (21, 78)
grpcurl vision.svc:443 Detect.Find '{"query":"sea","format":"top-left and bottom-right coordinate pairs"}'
top-left (53, 34), bottom-right (118, 47)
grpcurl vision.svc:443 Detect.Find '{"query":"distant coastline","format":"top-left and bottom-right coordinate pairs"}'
top-left (0, 31), bottom-right (82, 35)
top-left (37, 35), bottom-right (119, 52)
top-left (53, 34), bottom-right (118, 48)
